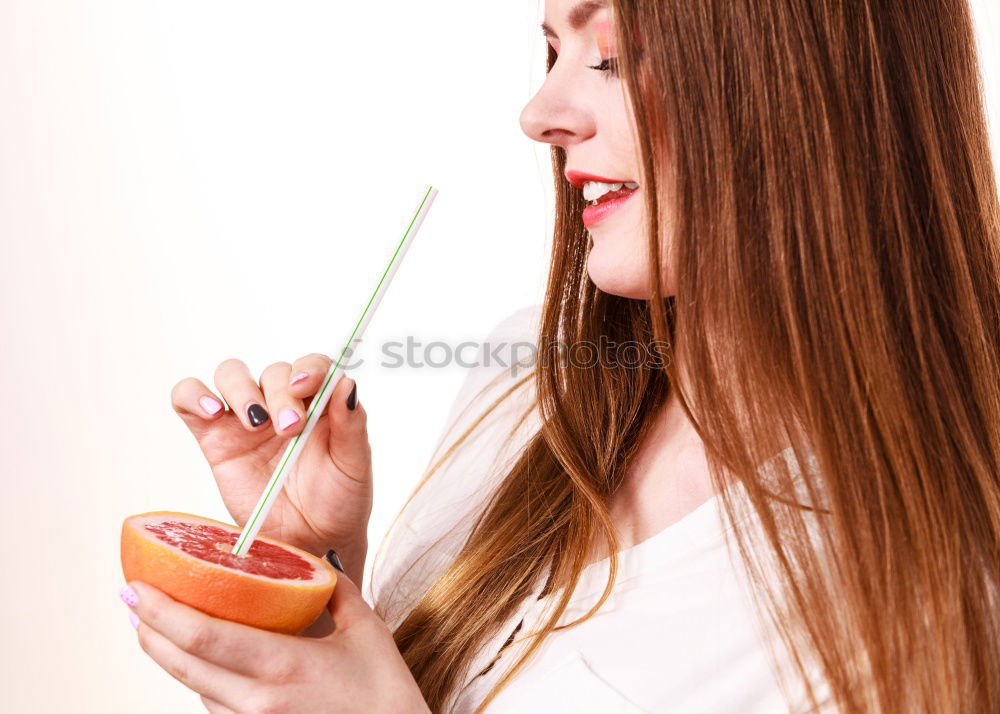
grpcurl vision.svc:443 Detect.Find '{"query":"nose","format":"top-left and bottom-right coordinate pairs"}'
top-left (519, 68), bottom-right (594, 147)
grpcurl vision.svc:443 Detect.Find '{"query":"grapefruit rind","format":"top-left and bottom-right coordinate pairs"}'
top-left (121, 511), bottom-right (337, 634)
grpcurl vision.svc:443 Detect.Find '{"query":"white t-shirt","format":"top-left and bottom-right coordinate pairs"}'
top-left (369, 304), bottom-right (834, 713)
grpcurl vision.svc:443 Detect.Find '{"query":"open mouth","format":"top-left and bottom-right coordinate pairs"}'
top-left (587, 184), bottom-right (639, 206)
top-left (583, 180), bottom-right (639, 205)
top-left (581, 183), bottom-right (639, 227)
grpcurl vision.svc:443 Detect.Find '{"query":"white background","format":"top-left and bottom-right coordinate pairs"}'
top-left (0, 1), bottom-right (996, 711)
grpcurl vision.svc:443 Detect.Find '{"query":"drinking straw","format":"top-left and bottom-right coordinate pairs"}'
top-left (232, 185), bottom-right (439, 556)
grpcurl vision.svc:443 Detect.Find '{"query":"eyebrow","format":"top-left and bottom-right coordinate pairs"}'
top-left (540, 0), bottom-right (608, 40)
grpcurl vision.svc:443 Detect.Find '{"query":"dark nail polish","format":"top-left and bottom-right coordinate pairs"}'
top-left (247, 403), bottom-right (270, 427)
top-left (346, 382), bottom-right (357, 411)
top-left (325, 549), bottom-right (345, 573)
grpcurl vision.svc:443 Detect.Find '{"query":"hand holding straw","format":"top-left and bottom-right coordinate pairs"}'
top-left (232, 185), bottom-right (439, 556)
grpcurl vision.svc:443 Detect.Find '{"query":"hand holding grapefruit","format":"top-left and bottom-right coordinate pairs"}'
top-left (121, 511), bottom-right (337, 634)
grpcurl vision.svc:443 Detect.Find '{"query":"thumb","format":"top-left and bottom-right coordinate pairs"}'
top-left (324, 375), bottom-right (370, 477)
top-left (326, 569), bottom-right (373, 629)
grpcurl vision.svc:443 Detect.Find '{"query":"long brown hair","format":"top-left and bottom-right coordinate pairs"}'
top-left (373, 0), bottom-right (1000, 711)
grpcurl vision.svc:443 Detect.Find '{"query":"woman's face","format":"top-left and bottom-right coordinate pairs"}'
top-left (520, 0), bottom-right (671, 299)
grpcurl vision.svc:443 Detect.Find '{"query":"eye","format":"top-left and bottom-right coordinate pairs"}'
top-left (588, 57), bottom-right (620, 77)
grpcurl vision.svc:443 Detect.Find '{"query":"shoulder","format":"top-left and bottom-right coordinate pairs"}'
top-left (419, 300), bottom-right (543, 506)
top-left (435, 303), bottom-right (542, 444)
top-left (367, 304), bottom-right (543, 620)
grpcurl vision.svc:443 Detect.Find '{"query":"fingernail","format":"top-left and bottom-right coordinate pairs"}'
top-left (325, 549), bottom-right (345, 573)
top-left (128, 611), bottom-right (139, 630)
top-left (289, 372), bottom-right (309, 386)
top-left (277, 407), bottom-right (300, 431)
top-left (119, 584), bottom-right (138, 607)
top-left (199, 395), bottom-right (223, 416)
top-left (346, 382), bottom-right (357, 411)
top-left (247, 403), bottom-right (270, 427)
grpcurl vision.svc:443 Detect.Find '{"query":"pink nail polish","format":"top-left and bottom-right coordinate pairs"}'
top-left (199, 396), bottom-right (223, 415)
top-left (119, 584), bottom-right (138, 607)
top-left (278, 408), bottom-right (300, 431)
top-left (128, 612), bottom-right (139, 630)
top-left (290, 372), bottom-right (309, 386)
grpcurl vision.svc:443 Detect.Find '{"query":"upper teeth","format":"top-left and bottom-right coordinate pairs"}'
top-left (583, 181), bottom-right (639, 202)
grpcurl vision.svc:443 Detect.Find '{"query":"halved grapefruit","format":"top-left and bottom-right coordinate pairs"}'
top-left (121, 511), bottom-right (337, 634)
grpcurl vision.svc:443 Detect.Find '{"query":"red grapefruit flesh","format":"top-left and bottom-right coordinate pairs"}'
top-left (121, 511), bottom-right (337, 634)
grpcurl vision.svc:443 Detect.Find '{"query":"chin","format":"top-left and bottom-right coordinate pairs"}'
top-left (585, 249), bottom-right (677, 300)
top-left (585, 245), bottom-right (651, 299)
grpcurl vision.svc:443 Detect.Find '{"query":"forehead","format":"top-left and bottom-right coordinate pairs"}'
top-left (541, 0), bottom-right (609, 39)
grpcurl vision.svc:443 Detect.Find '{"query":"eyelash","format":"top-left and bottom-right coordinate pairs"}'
top-left (546, 49), bottom-right (620, 78)
top-left (587, 57), bottom-right (620, 77)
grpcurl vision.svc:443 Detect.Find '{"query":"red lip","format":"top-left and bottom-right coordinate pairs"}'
top-left (565, 169), bottom-right (636, 190)
top-left (582, 190), bottom-right (638, 228)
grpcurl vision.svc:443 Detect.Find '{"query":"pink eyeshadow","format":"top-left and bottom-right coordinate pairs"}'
top-left (592, 18), bottom-right (616, 57)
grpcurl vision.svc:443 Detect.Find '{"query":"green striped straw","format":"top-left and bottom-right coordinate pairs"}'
top-left (232, 185), bottom-right (439, 556)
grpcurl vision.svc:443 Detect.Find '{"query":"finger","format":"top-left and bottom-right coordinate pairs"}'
top-left (325, 375), bottom-right (371, 482)
top-left (200, 695), bottom-right (237, 714)
top-left (287, 352), bottom-right (333, 399)
top-left (125, 581), bottom-right (296, 680)
top-left (326, 569), bottom-right (373, 631)
top-left (171, 378), bottom-right (226, 436)
top-left (259, 361), bottom-right (305, 437)
top-left (213, 358), bottom-right (271, 431)
top-left (134, 615), bottom-right (252, 711)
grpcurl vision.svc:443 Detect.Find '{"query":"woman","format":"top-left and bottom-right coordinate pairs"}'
top-left (119, 0), bottom-right (1000, 711)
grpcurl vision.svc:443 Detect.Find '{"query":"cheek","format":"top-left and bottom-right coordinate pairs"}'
top-left (591, 76), bottom-right (639, 159)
